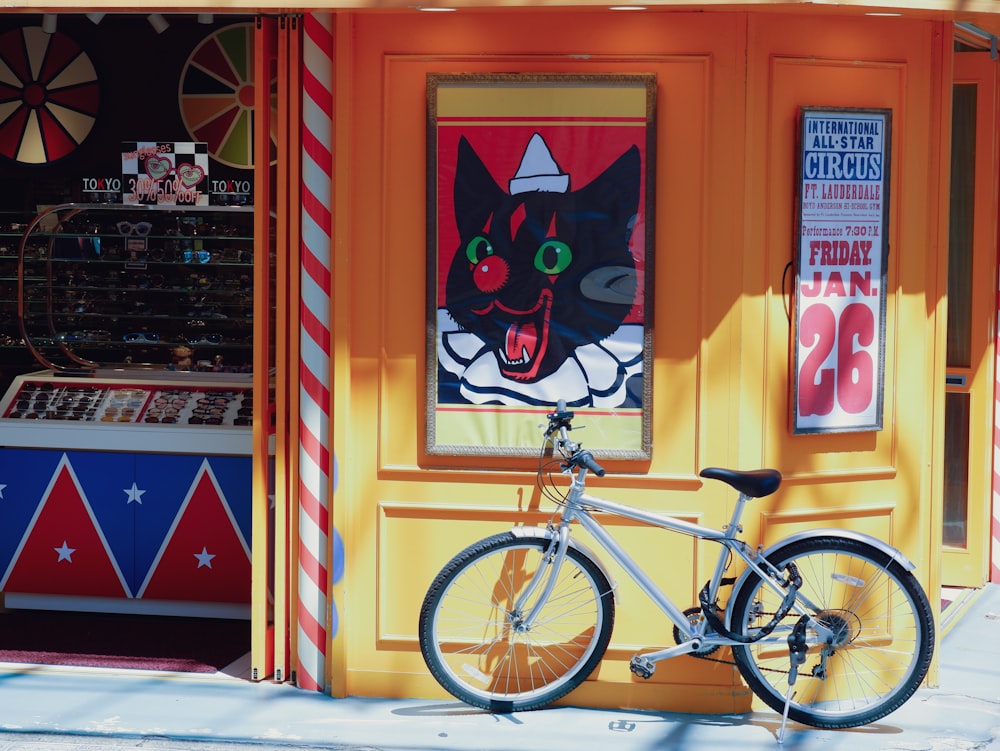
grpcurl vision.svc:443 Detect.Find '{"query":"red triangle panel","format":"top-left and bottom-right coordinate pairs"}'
top-left (5, 464), bottom-right (128, 597)
top-left (141, 470), bottom-right (251, 603)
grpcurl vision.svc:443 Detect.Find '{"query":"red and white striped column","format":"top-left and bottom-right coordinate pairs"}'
top-left (993, 286), bottom-right (1000, 583)
top-left (993, 408), bottom-right (1000, 582)
top-left (993, 279), bottom-right (1000, 584)
top-left (298, 11), bottom-right (335, 690)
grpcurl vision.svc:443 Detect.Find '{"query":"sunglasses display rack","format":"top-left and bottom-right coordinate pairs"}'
top-left (7, 202), bottom-right (256, 376)
top-left (0, 212), bottom-right (40, 381)
top-left (0, 370), bottom-right (254, 455)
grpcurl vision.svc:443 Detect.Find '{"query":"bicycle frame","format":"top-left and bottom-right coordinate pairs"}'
top-left (519, 467), bottom-right (831, 665)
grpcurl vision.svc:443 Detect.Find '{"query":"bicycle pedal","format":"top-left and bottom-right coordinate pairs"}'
top-left (629, 655), bottom-right (655, 679)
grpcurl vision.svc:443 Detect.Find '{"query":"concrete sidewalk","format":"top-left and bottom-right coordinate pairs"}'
top-left (0, 585), bottom-right (996, 751)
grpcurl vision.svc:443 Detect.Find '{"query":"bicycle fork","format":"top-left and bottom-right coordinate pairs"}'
top-left (510, 524), bottom-right (574, 633)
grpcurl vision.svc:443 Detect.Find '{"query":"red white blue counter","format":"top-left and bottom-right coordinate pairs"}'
top-left (0, 369), bottom-right (253, 618)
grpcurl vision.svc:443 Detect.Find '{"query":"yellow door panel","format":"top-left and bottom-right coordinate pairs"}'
top-left (942, 52), bottom-right (997, 587)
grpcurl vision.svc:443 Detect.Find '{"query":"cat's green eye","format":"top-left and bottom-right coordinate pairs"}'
top-left (465, 236), bottom-right (493, 265)
top-left (535, 240), bottom-right (572, 274)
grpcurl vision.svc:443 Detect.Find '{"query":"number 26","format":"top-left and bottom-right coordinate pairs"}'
top-left (798, 303), bottom-right (875, 417)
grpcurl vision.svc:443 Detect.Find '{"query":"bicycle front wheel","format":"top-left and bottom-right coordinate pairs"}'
top-left (418, 532), bottom-right (615, 711)
top-left (729, 535), bottom-right (934, 729)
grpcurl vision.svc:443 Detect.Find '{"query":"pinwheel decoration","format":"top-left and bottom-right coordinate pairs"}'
top-left (0, 25), bottom-right (100, 165)
top-left (179, 22), bottom-right (277, 169)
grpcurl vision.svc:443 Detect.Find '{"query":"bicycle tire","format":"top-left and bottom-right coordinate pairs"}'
top-left (729, 535), bottom-right (935, 729)
top-left (419, 532), bottom-right (615, 711)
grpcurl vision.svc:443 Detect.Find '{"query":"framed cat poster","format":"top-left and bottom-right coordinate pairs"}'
top-left (426, 73), bottom-right (656, 458)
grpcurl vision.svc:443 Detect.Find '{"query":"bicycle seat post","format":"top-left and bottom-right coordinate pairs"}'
top-left (701, 490), bottom-right (754, 608)
top-left (724, 491), bottom-right (751, 539)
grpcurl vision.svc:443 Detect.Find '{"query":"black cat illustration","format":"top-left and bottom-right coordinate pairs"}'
top-left (444, 133), bottom-right (641, 387)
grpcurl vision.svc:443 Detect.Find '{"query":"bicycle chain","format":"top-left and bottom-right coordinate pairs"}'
top-left (683, 609), bottom-right (794, 675)
top-left (682, 564), bottom-right (802, 677)
top-left (690, 646), bottom-right (796, 675)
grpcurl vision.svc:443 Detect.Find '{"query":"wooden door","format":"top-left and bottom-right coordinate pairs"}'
top-left (942, 51), bottom-right (998, 587)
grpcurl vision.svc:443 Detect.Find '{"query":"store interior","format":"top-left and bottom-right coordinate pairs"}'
top-left (0, 12), bottom-right (259, 394)
top-left (0, 12), bottom-right (262, 673)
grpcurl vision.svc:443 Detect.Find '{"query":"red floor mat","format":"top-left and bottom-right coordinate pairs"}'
top-left (0, 609), bottom-right (250, 673)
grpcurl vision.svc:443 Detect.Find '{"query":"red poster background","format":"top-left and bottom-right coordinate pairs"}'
top-left (434, 122), bottom-right (648, 324)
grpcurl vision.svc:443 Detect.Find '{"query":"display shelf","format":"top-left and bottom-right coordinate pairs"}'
top-left (12, 203), bottom-right (255, 374)
top-left (0, 370), bottom-right (253, 455)
top-left (0, 214), bottom-right (48, 400)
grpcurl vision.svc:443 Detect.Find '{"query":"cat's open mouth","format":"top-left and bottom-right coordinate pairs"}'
top-left (491, 290), bottom-right (553, 381)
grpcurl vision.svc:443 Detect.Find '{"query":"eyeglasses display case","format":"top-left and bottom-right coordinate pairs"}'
top-left (0, 371), bottom-right (254, 618)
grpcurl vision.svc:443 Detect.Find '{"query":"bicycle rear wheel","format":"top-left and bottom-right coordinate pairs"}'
top-left (419, 532), bottom-right (614, 711)
top-left (729, 535), bottom-right (934, 729)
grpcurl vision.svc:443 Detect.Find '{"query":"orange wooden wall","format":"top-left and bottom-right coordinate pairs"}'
top-left (328, 8), bottom-right (950, 711)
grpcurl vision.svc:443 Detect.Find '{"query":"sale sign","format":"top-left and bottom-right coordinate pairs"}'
top-left (121, 141), bottom-right (210, 206)
top-left (793, 108), bottom-right (891, 434)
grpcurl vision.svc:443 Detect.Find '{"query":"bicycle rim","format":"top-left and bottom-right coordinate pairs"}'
top-left (730, 536), bottom-right (934, 728)
top-left (419, 534), bottom-right (614, 711)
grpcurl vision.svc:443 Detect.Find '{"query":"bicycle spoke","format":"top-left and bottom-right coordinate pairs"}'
top-left (420, 534), bottom-right (614, 710)
top-left (730, 536), bottom-right (934, 729)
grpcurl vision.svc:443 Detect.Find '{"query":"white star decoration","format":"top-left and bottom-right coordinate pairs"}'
top-left (194, 547), bottom-right (216, 569)
top-left (54, 541), bottom-right (75, 562)
top-left (0, 483), bottom-right (6, 500)
top-left (124, 482), bottom-right (146, 504)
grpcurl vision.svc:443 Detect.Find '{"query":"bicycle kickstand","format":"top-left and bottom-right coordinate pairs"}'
top-left (777, 615), bottom-right (810, 744)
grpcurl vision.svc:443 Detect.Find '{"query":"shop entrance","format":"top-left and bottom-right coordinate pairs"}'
top-left (0, 12), bottom-right (267, 675)
top-left (942, 49), bottom-right (998, 587)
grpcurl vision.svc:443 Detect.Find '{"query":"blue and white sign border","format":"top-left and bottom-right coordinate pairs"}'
top-left (793, 107), bottom-right (891, 435)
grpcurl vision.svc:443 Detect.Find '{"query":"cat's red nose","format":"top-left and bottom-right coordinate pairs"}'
top-left (473, 256), bottom-right (509, 293)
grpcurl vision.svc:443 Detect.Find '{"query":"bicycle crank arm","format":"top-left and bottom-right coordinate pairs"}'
top-left (629, 641), bottom-right (707, 678)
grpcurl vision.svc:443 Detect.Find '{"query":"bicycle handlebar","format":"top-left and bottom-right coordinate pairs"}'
top-left (575, 450), bottom-right (606, 477)
top-left (544, 400), bottom-right (606, 477)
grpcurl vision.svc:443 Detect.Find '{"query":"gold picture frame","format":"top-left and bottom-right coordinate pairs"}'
top-left (426, 73), bottom-right (656, 458)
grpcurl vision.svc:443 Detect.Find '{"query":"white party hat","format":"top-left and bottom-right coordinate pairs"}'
top-left (509, 133), bottom-right (570, 195)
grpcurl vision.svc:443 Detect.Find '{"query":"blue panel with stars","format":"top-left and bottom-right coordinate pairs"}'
top-left (64, 451), bottom-right (138, 593)
top-left (205, 455), bottom-right (252, 540)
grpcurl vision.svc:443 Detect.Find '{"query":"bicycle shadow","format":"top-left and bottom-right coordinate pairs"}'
top-left (393, 701), bottom-right (526, 723)
top-left (603, 710), bottom-right (906, 746)
top-left (391, 702), bottom-right (905, 744)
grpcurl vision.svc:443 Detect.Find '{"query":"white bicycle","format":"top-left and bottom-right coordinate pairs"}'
top-left (419, 401), bottom-right (935, 732)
